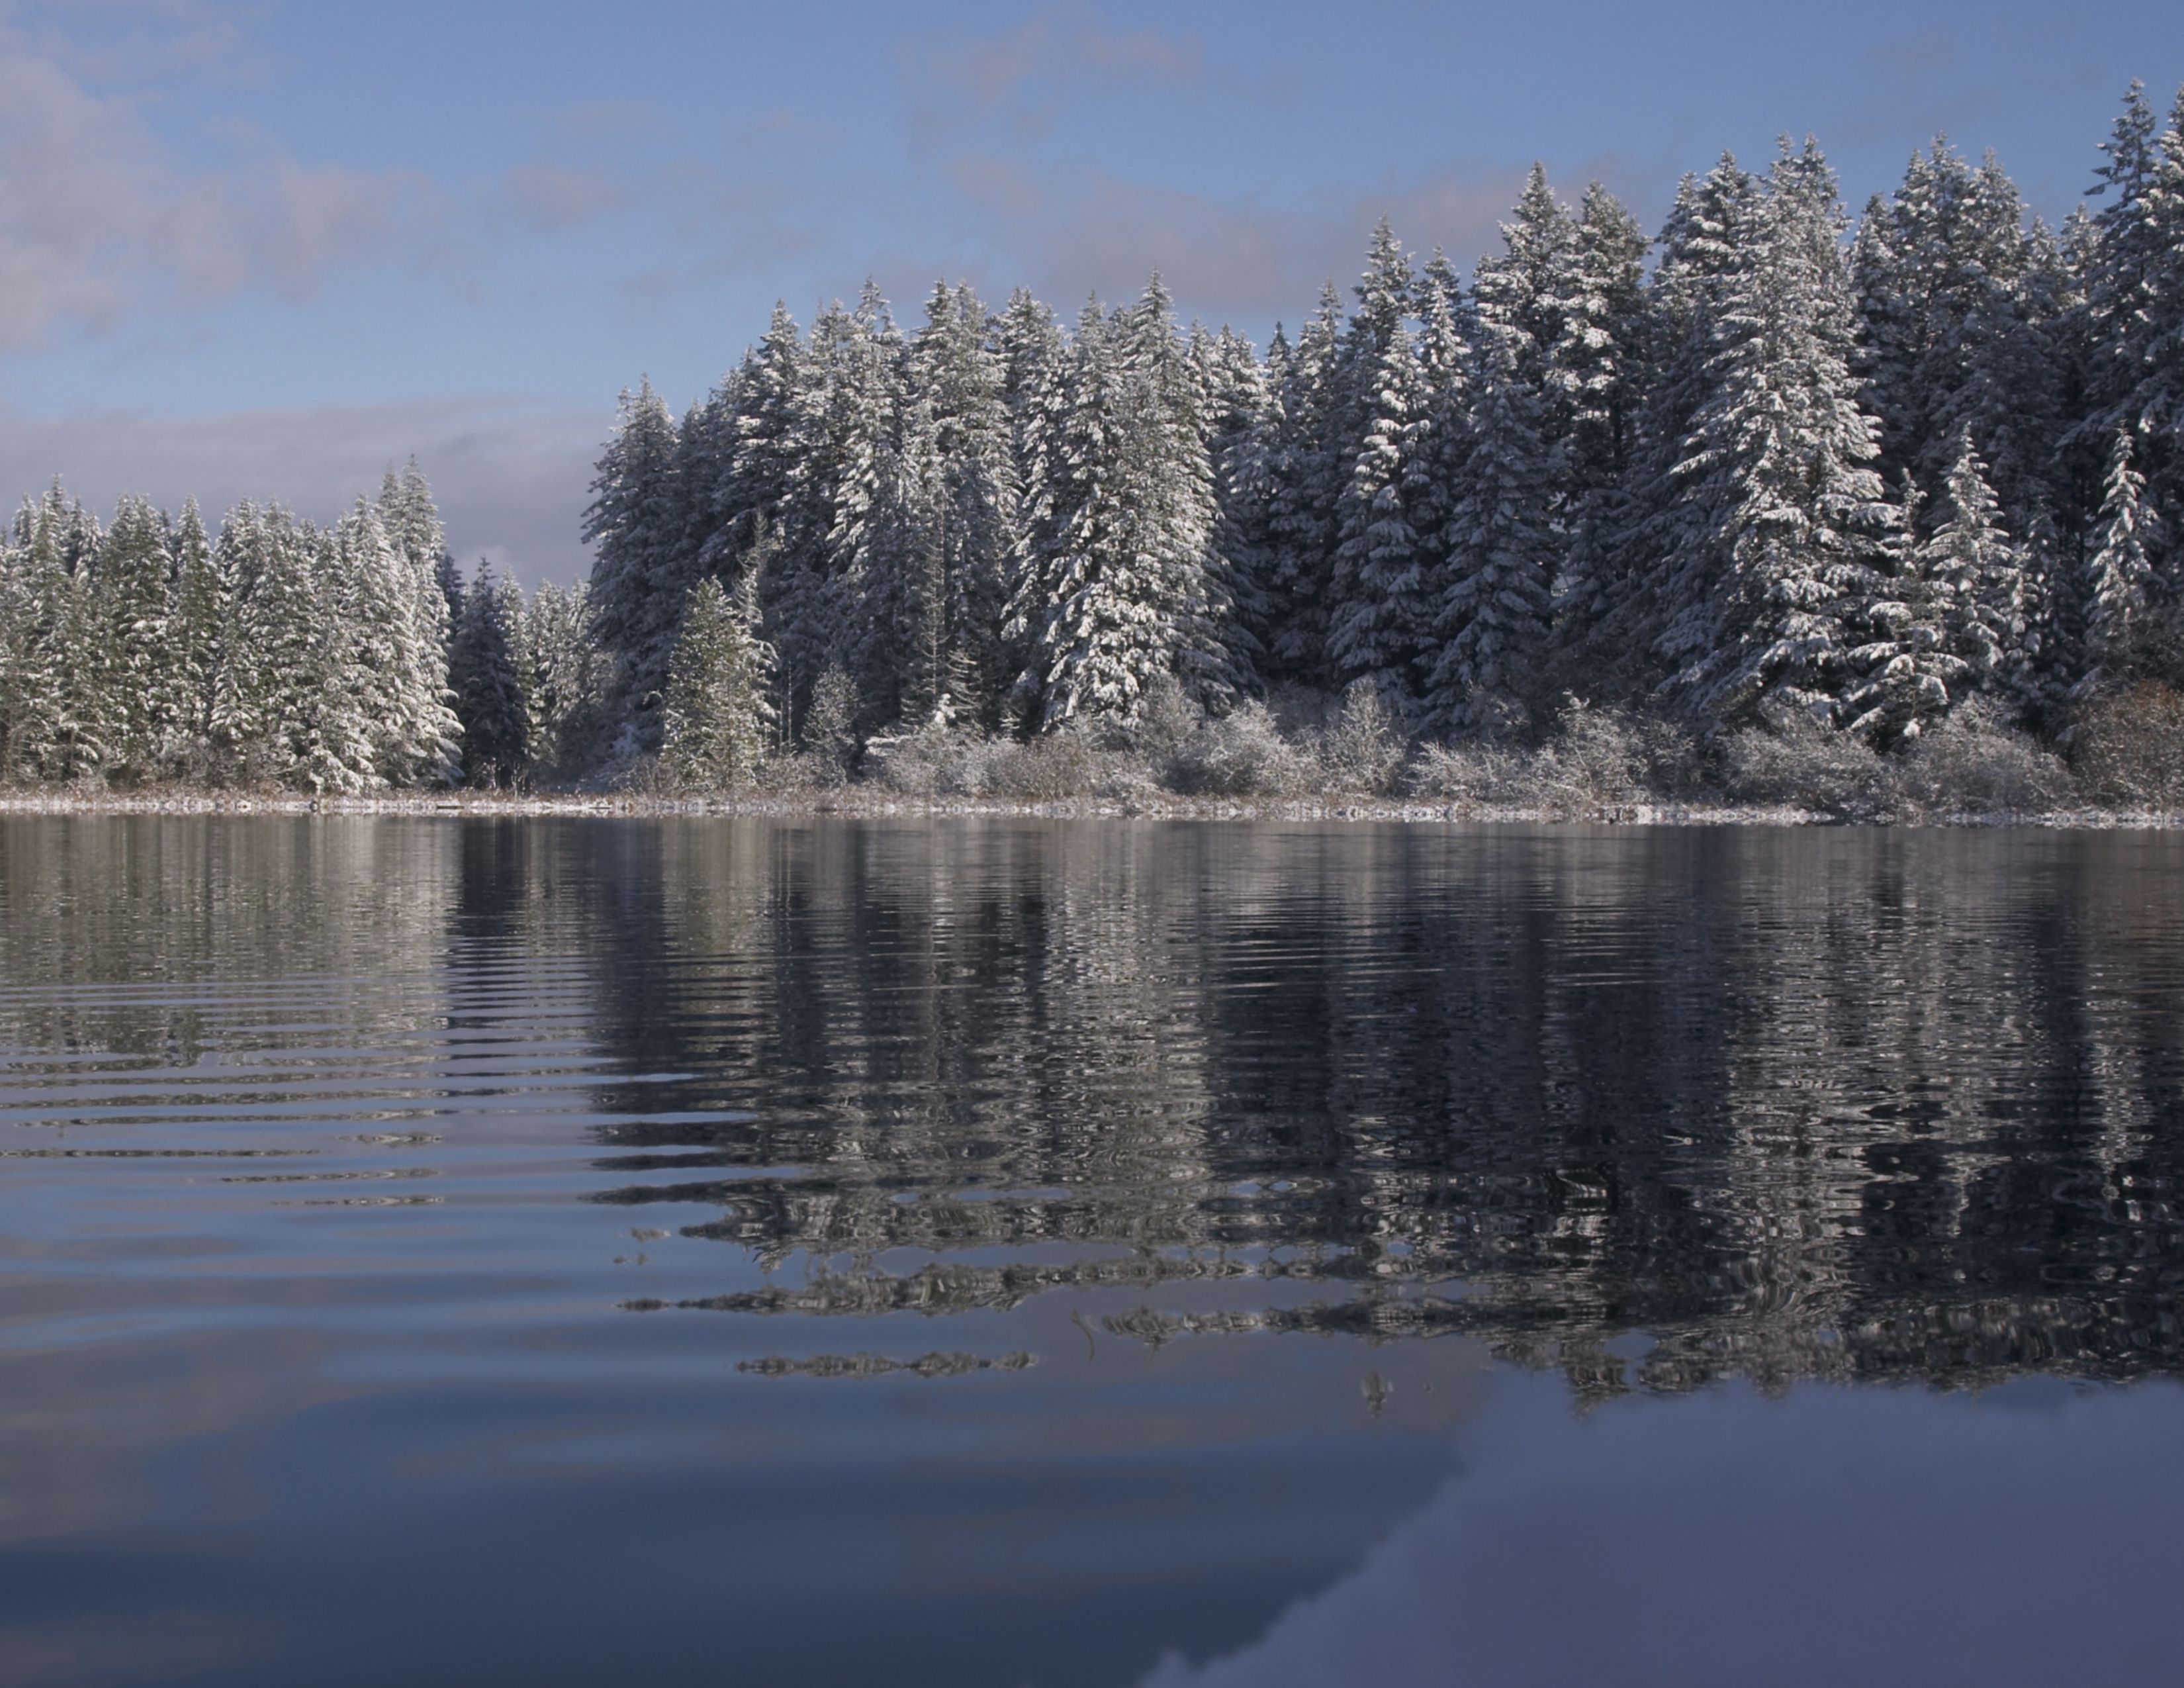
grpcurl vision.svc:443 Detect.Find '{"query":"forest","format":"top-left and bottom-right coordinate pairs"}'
top-left (3, 83), bottom-right (2181, 811)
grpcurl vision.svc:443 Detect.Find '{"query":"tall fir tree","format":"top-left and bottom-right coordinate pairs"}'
top-left (1260, 285), bottom-right (1345, 684)
top-left (2080, 426), bottom-right (2161, 683)
top-left (1326, 223), bottom-right (1432, 704)
top-left (159, 498), bottom-right (223, 776)
top-left (451, 561), bottom-right (529, 786)
top-left (97, 494), bottom-right (173, 782)
top-left (583, 379), bottom-right (686, 751)
top-left (1922, 428), bottom-right (2034, 702)
top-left (1664, 142), bottom-right (1893, 728)
top-left (662, 575), bottom-right (775, 788)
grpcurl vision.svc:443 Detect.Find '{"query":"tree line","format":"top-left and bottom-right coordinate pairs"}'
top-left (4, 83), bottom-right (2181, 794)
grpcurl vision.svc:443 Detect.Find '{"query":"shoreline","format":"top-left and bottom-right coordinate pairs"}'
top-left (0, 789), bottom-right (2175, 829)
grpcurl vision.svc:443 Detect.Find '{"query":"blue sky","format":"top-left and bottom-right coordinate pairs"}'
top-left (1, 1), bottom-right (2179, 582)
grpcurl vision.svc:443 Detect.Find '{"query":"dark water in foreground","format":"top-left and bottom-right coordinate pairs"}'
top-left (1, 816), bottom-right (2181, 1687)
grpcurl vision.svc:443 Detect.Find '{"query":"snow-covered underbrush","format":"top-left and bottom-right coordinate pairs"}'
top-left (690, 682), bottom-right (2126, 823)
top-left (26, 684), bottom-right (2184, 828)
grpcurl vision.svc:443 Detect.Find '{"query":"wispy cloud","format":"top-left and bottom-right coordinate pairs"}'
top-left (901, 3), bottom-right (1205, 151)
top-left (0, 396), bottom-right (606, 584)
top-left (940, 156), bottom-right (1549, 327)
top-left (0, 17), bottom-right (430, 346)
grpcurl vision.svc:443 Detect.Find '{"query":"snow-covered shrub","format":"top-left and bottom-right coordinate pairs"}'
top-left (1167, 704), bottom-right (1314, 797)
top-left (867, 722), bottom-right (969, 796)
top-left (1523, 700), bottom-right (1706, 814)
top-left (1313, 680), bottom-right (1404, 796)
top-left (2072, 682), bottom-right (2184, 811)
top-left (1719, 715), bottom-right (1891, 816)
top-left (1127, 673), bottom-right (1206, 763)
top-left (978, 728), bottom-right (1107, 800)
top-left (799, 665), bottom-right (860, 788)
top-left (1404, 741), bottom-right (1527, 808)
top-left (1888, 700), bottom-right (2073, 815)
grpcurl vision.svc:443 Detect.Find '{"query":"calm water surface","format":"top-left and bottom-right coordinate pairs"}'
top-left (1, 816), bottom-right (2181, 1687)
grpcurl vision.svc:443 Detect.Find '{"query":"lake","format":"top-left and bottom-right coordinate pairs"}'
top-left (1, 816), bottom-right (2180, 1687)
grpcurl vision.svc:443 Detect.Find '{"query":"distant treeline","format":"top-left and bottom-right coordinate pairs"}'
top-left (4, 83), bottom-right (2182, 796)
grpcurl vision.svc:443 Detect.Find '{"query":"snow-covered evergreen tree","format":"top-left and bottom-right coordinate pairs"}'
top-left (374, 460), bottom-right (464, 784)
top-left (15, 487), bottom-right (112, 782)
top-left (159, 498), bottom-right (222, 776)
top-left (2081, 426), bottom-right (2161, 680)
top-left (1922, 428), bottom-right (2034, 700)
top-left (1326, 222), bottom-right (1432, 704)
top-left (1842, 478), bottom-right (1964, 745)
top-left (1604, 158), bottom-right (1756, 701)
top-left (451, 561), bottom-right (529, 786)
top-left (1427, 329), bottom-right (1557, 735)
top-left (1549, 184), bottom-right (1653, 679)
top-left (97, 494), bottom-right (172, 782)
top-left (584, 379), bottom-right (686, 751)
top-left (1203, 324), bottom-right (1275, 700)
top-left (1663, 142), bottom-right (1893, 728)
top-left (662, 575), bottom-right (774, 788)
top-left (906, 282), bottom-right (1019, 721)
top-left (1010, 281), bottom-right (1222, 729)
top-left (518, 580), bottom-right (600, 776)
top-left (1260, 285), bottom-right (1345, 684)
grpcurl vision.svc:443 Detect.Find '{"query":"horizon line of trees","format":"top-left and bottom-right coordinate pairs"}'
top-left (582, 80), bottom-right (2184, 774)
top-left (3, 81), bottom-right (2181, 794)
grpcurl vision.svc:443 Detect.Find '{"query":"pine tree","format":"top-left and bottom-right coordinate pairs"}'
top-left (2081, 427), bottom-right (2160, 680)
top-left (518, 581), bottom-right (601, 776)
top-left (662, 575), bottom-right (775, 788)
top-left (1260, 285), bottom-right (1345, 683)
top-left (1549, 185), bottom-right (1653, 682)
top-left (97, 494), bottom-right (173, 782)
top-left (302, 519), bottom-right (385, 794)
top-left (1922, 428), bottom-right (2032, 699)
top-left (451, 561), bottom-right (529, 786)
top-left (158, 498), bottom-right (222, 776)
top-left (1324, 223), bottom-right (1432, 704)
top-left (907, 282), bottom-right (1019, 722)
top-left (1842, 477), bottom-right (1965, 745)
top-left (1664, 142), bottom-right (1893, 728)
top-left (1010, 285), bottom-right (1215, 730)
top-left (1608, 158), bottom-right (1756, 701)
top-left (220, 509), bottom-right (374, 794)
top-left (15, 487), bottom-right (113, 782)
top-left (1427, 330), bottom-right (1556, 735)
top-left (1203, 324), bottom-right (1275, 702)
top-left (374, 460), bottom-right (464, 784)
top-left (1853, 140), bottom-right (2057, 529)
top-left (584, 379), bottom-right (686, 752)
top-left (1326, 316), bottom-right (1430, 702)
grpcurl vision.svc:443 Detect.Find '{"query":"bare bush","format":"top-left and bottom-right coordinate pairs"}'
top-left (866, 723), bottom-right (970, 797)
top-left (1404, 740), bottom-right (1528, 808)
top-left (1719, 715), bottom-right (1891, 816)
top-left (799, 665), bottom-right (861, 787)
top-left (1313, 680), bottom-right (1405, 796)
top-left (974, 728), bottom-right (1109, 801)
top-left (1888, 700), bottom-right (2075, 816)
top-left (1167, 704), bottom-right (1315, 797)
top-left (1126, 673), bottom-right (1206, 763)
top-left (2072, 682), bottom-right (2184, 812)
top-left (1526, 700), bottom-right (1685, 813)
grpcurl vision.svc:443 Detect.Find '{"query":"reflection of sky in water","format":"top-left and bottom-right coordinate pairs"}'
top-left (1148, 1374), bottom-right (2184, 1688)
top-left (1, 815), bottom-right (2182, 1685)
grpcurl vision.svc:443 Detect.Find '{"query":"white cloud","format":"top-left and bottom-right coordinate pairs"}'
top-left (0, 15), bottom-right (427, 347)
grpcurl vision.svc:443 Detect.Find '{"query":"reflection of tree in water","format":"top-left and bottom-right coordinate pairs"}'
top-left (3, 814), bottom-right (2179, 1399)
top-left (0, 814), bottom-right (461, 1070)
top-left (568, 821), bottom-right (2184, 1399)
